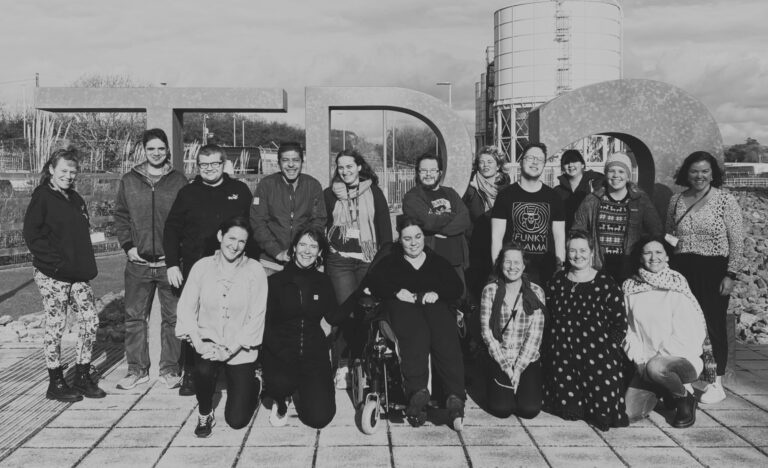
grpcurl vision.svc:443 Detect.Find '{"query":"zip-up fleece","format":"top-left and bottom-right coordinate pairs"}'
top-left (263, 262), bottom-right (344, 363)
top-left (23, 184), bottom-right (97, 282)
top-left (163, 174), bottom-right (253, 276)
top-left (113, 161), bottom-right (188, 261)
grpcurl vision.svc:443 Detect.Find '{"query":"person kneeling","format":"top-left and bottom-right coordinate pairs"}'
top-left (481, 243), bottom-right (546, 419)
top-left (175, 217), bottom-right (267, 438)
top-left (623, 236), bottom-right (715, 428)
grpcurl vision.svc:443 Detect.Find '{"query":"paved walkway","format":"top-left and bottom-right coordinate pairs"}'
top-left (1, 342), bottom-right (767, 467)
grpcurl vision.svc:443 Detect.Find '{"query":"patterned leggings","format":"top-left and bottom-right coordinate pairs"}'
top-left (33, 269), bottom-right (99, 369)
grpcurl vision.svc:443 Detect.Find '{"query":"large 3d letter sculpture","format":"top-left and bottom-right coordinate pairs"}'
top-left (305, 87), bottom-right (473, 194)
top-left (528, 78), bottom-right (723, 194)
top-left (35, 87), bottom-right (288, 168)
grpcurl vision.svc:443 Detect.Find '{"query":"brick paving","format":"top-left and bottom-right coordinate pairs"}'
top-left (0, 341), bottom-right (767, 467)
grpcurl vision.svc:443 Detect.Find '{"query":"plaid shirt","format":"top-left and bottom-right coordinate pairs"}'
top-left (480, 282), bottom-right (546, 391)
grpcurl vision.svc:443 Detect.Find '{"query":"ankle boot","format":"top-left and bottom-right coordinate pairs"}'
top-left (672, 391), bottom-right (696, 428)
top-left (72, 363), bottom-right (106, 399)
top-left (47, 367), bottom-right (83, 402)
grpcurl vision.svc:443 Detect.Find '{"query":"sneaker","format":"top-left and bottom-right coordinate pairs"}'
top-left (334, 366), bottom-right (349, 390)
top-left (116, 372), bottom-right (149, 390)
top-left (194, 412), bottom-right (215, 438)
top-left (160, 372), bottom-right (182, 390)
top-left (446, 395), bottom-right (465, 432)
top-left (269, 400), bottom-right (288, 427)
top-left (179, 372), bottom-right (195, 396)
top-left (699, 381), bottom-right (726, 405)
top-left (406, 389), bottom-right (430, 428)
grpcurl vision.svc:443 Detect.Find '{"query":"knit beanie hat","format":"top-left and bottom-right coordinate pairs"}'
top-left (605, 152), bottom-right (632, 175)
top-left (561, 149), bottom-right (585, 167)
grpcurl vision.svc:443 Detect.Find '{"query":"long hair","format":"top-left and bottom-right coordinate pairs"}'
top-left (39, 148), bottom-right (79, 187)
top-left (335, 148), bottom-right (378, 185)
top-left (489, 241), bottom-right (529, 283)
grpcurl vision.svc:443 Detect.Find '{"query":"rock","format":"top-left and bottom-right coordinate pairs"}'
top-left (26, 319), bottom-right (43, 329)
top-left (756, 334), bottom-right (768, 345)
top-left (739, 312), bottom-right (760, 327)
top-left (0, 327), bottom-right (19, 342)
top-left (0, 315), bottom-right (12, 326)
top-left (18, 312), bottom-right (44, 325)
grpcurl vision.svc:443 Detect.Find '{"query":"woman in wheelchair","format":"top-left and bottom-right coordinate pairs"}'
top-left (261, 227), bottom-right (346, 429)
top-left (480, 242), bottom-right (546, 419)
top-left (367, 216), bottom-right (466, 428)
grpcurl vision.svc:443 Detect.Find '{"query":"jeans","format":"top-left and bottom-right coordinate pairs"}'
top-left (625, 355), bottom-right (698, 422)
top-left (326, 253), bottom-right (370, 365)
top-left (124, 262), bottom-right (180, 376)
top-left (194, 356), bottom-right (260, 429)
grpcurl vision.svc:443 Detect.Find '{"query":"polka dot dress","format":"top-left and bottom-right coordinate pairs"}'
top-left (542, 270), bottom-right (629, 430)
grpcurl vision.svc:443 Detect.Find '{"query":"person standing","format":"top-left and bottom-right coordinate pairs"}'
top-left (666, 151), bottom-right (744, 404)
top-left (114, 129), bottom-right (189, 391)
top-left (250, 142), bottom-right (327, 276)
top-left (553, 149), bottom-right (603, 232)
top-left (463, 146), bottom-right (511, 301)
top-left (164, 144), bottom-right (254, 395)
top-left (491, 143), bottom-right (566, 286)
top-left (23, 148), bottom-right (106, 401)
top-left (572, 153), bottom-right (663, 283)
top-left (403, 153), bottom-right (471, 289)
top-left (324, 149), bottom-right (392, 388)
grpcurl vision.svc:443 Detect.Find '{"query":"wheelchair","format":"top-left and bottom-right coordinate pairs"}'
top-left (348, 294), bottom-right (406, 435)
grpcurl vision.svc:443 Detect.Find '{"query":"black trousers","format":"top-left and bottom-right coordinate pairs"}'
top-left (671, 254), bottom-right (730, 375)
top-left (486, 359), bottom-right (542, 419)
top-left (262, 346), bottom-right (336, 429)
top-left (194, 356), bottom-right (260, 429)
top-left (385, 300), bottom-right (465, 401)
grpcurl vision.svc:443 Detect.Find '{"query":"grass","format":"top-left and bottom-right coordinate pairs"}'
top-left (0, 254), bottom-right (126, 320)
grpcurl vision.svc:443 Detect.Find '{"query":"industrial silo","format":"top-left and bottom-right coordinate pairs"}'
top-left (492, 0), bottom-right (623, 161)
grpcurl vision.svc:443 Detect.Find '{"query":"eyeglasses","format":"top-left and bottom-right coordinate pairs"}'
top-left (199, 162), bottom-right (223, 169)
top-left (418, 169), bottom-right (440, 175)
top-left (522, 156), bottom-right (546, 164)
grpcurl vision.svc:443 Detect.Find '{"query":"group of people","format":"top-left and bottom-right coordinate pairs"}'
top-left (22, 129), bottom-right (742, 437)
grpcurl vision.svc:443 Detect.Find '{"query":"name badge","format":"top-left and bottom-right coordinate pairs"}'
top-left (252, 197), bottom-right (259, 205)
top-left (90, 232), bottom-right (106, 243)
top-left (347, 228), bottom-right (360, 239)
top-left (313, 294), bottom-right (319, 301)
top-left (664, 233), bottom-right (679, 248)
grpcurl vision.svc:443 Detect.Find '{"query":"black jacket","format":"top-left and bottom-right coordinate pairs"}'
top-left (264, 262), bottom-right (343, 363)
top-left (553, 170), bottom-right (604, 231)
top-left (163, 174), bottom-right (253, 277)
top-left (367, 246), bottom-right (464, 302)
top-left (23, 184), bottom-right (97, 282)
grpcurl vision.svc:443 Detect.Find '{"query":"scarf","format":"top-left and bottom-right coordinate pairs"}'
top-left (623, 266), bottom-right (717, 383)
top-left (328, 178), bottom-right (378, 262)
top-left (488, 274), bottom-right (548, 341)
top-left (471, 172), bottom-right (504, 212)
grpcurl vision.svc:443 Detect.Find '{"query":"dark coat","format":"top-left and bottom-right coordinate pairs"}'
top-left (554, 170), bottom-right (604, 232)
top-left (23, 184), bottom-right (97, 282)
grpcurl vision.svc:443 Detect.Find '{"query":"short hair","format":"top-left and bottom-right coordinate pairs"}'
top-left (288, 225), bottom-right (329, 264)
top-left (218, 215), bottom-right (252, 240)
top-left (566, 230), bottom-right (594, 252)
top-left (40, 148), bottom-right (79, 187)
top-left (197, 144), bottom-right (225, 163)
top-left (673, 151), bottom-right (724, 188)
top-left (631, 235), bottom-right (673, 272)
top-left (278, 142), bottom-right (304, 161)
top-left (522, 142), bottom-right (547, 158)
top-left (336, 148), bottom-right (378, 185)
top-left (492, 242), bottom-right (530, 280)
top-left (415, 152), bottom-right (443, 172)
top-left (396, 215), bottom-right (424, 235)
top-left (560, 149), bottom-right (585, 167)
top-left (474, 146), bottom-right (504, 172)
top-left (142, 128), bottom-right (169, 149)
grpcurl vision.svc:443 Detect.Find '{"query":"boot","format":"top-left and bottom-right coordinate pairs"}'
top-left (671, 391), bottom-right (697, 428)
top-left (446, 394), bottom-right (465, 432)
top-left (72, 363), bottom-right (106, 399)
top-left (46, 366), bottom-right (83, 402)
top-left (405, 388), bottom-right (430, 427)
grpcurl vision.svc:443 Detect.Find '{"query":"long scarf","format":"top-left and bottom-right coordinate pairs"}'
top-left (488, 274), bottom-right (548, 341)
top-left (623, 266), bottom-right (717, 383)
top-left (471, 172), bottom-right (504, 212)
top-left (329, 178), bottom-right (378, 262)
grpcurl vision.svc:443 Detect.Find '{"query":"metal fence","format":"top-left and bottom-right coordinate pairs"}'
top-left (376, 169), bottom-right (416, 212)
top-left (725, 177), bottom-right (768, 188)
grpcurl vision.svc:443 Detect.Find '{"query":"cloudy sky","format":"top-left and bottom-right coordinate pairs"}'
top-left (0, 0), bottom-right (765, 144)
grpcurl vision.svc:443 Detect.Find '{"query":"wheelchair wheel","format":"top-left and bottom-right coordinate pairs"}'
top-left (360, 398), bottom-right (381, 435)
top-left (350, 359), bottom-right (366, 408)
